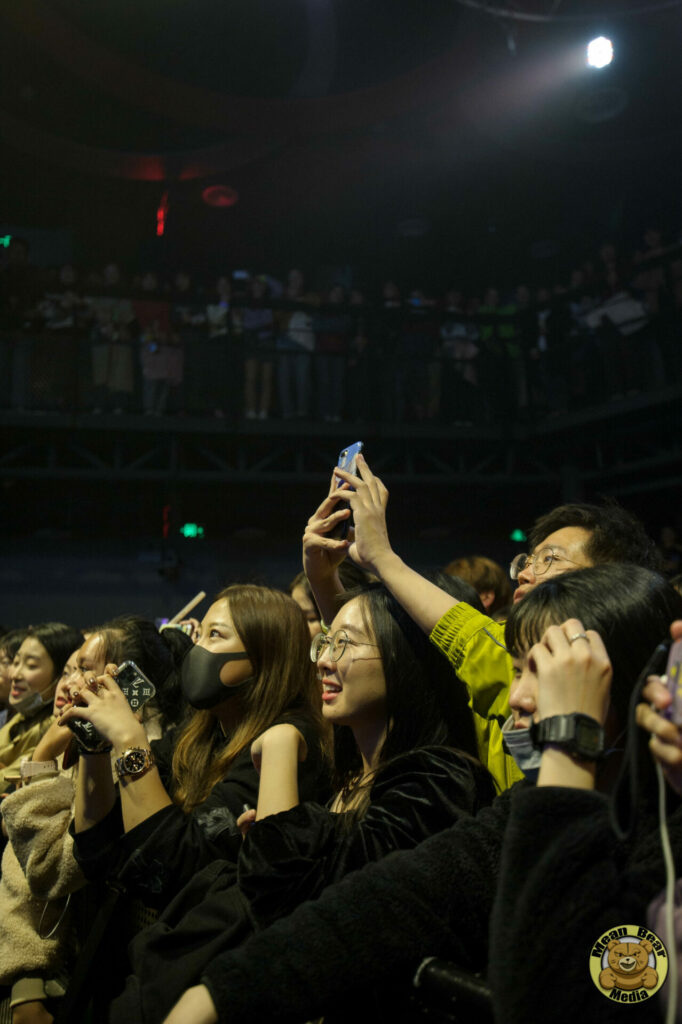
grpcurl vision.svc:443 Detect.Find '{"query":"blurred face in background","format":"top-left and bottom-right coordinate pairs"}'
top-left (291, 585), bottom-right (322, 639)
top-left (10, 638), bottom-right (56, 708)
top-left (0, 645), bottom-right (14, 705)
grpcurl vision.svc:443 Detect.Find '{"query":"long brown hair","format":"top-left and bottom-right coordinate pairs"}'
top-left (172, 584), bottom-right (326, 811)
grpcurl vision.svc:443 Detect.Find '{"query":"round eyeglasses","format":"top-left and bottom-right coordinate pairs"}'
top-left (509, 546), bottom-right (584, 581)
top-left (309, 629), bottom-right (380, 663)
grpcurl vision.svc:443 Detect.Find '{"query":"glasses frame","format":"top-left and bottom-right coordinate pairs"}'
top-left (509, 546), bottom-right (583, 581)
top-left (309, 629), bottom-right (380, 664)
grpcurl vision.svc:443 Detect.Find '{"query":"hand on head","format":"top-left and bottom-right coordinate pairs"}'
top-left (636, 620), bottom-right (682, 794)
top-left (510, 617), bottom-right (613, 732)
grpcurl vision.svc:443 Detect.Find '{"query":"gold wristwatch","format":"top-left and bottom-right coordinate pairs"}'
top-left (114, 747), bottom-right (155, 781)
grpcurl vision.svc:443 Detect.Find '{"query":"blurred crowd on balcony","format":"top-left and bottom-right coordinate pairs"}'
top-left (1, 227), bottom-right (680, 426)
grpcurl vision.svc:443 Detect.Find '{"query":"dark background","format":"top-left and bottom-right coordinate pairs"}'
top-left (1, 0), bottom-right (681, 625)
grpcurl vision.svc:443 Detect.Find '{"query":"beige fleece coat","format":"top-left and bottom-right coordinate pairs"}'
top-left (0, 772), bottom-right (84, 985)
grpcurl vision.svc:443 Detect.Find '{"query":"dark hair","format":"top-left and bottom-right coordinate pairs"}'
top-left (96, 615), bottom-right (191, 730)
top-left (22, 623), bottom-right (85, 681)
top-left (505, 563), bottom-right (682, 729)
top-left (442, 556), bottom-right (512, 614)
top-left (289, 564), bottom-right (376, 615)
top-left (527, 500), bottom-right (660, 572)
top-left (332, 583), bottom-right (479, 798)
top-left (0, 628), bottom-right (29, 661)
top-left (429, 569), bottom-right (486, 614)
top-left (669, 573), bottom-right (682, 597)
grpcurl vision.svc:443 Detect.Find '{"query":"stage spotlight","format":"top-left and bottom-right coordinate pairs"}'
top-left (587, 36), bottom-right (613, 69)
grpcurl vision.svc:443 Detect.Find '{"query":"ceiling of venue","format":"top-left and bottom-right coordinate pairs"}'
top-left (1, 0), bottom-right (681, 279)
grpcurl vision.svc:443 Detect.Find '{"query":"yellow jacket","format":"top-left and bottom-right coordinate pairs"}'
top-left (430, 603), bottom-right (524, 793)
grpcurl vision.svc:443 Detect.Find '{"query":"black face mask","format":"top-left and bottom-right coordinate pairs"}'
top-left (180, 644), bottom-right (254, 710)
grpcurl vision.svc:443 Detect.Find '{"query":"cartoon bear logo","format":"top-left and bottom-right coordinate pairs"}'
top-left (599, 940), bottom-right (659, 992)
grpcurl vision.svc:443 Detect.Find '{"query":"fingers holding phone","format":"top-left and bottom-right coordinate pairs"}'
top-left (636, 621), bottom-right (682, 794)
top-left (334, 454), bottom-right (392, 573)
top-left (58, 662), bottom-right (152, 752)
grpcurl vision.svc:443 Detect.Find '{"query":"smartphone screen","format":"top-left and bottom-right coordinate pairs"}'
top-left (335, 441), bottom-right (363, 485)
top-left (330, 441), bottom-right (363, 540)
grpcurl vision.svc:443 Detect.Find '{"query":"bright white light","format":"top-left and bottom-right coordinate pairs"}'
top-left (587, 36), bottom-right (614, 69)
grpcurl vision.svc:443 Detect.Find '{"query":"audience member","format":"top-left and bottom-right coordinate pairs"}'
top-left (302, 454), bottom-right (660, 790)
top-left (443, 554), bottom-right (511, 620)
top-left (107, 581), bottom-right (493, 1023)
top-left (275, 268), bottom-right (317, 419)
top-left (65, 585), bottom-right (329, 912)
top-left (237, 276), bottom-right (275, 420)
top-left (0, 619), bottom-right (189, 1023)
top-left (0, 628), bottom-right (27, 729)
top-left (0, 623), bottom-right (83, 793)
top-left (160, 563), bottom-right (682, 1024)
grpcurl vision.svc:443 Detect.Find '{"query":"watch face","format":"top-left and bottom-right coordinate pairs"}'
top-left (123, 749), bottom-right (148, 774)
top-left (575, 719), bottom-right (601, 756)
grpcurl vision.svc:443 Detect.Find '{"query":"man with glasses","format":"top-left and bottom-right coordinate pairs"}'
top-left (303, 455), bottom-right (660, 790)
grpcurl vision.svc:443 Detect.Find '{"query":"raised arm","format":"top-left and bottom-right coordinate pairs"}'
top-left (59, 665), bottom-right (172, 833)
top-left (333, 454), bottom-right (459, 634)
top-left (302, 474), bottom-right (353, 623)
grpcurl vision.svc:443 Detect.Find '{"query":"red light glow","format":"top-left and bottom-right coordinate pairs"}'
top-left (202, 185), bottom-right (239, 208)
top-left (156, 191), bottom-right (169, 236)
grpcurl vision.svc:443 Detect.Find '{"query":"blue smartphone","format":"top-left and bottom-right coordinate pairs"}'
top-left (330, 441), bottom-right (363, 540)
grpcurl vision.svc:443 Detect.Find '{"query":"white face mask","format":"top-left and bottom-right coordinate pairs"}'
top-left (502, 715), bottom-right (542, 783)
top-left (12, 686), bottom-right (54, 719)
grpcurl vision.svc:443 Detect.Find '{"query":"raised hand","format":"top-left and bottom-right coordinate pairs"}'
top-left (333, 454), bottom-right (392, 574)
top-left (302, 472), bottom-right (352, 589)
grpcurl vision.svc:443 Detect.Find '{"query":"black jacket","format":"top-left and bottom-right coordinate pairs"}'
top-left (109, 746), bottom-right (494, 1024)
top-left (489, 784), bottom-right (682, 1023)
top-left (197, 782), bottom-right (682, 1024)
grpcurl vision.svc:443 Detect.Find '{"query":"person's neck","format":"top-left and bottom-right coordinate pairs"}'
top-left (352, 719), bottom-right (387, 779)
top-left (212, 696), bottom-right (246, 737)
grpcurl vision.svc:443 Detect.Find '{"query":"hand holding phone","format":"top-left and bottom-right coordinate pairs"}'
top-left (329, 442), bottom-right (364, 540)
top-left (665, 639), bottom-right (682, 725)
top-left (65, 661), bottom-right (156, 752)
top-left (331, 452), bottom-right (392, 575)
top-left (635, 626), bottom-right (682, 796)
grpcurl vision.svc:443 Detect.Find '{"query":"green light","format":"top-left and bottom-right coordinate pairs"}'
top-left (509, 528), bottom-right (527, 543)
top-left (0, 235), bottom-right (11, 248)
top-left (179, 522), bottom-right (204, 539)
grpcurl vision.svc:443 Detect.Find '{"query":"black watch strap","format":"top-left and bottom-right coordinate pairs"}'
top-left (531, 713), bottom-right (605, 761)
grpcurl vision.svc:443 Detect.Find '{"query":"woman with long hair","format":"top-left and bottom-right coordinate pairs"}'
top-left (106, 580), bottom-right (494, 1024)
top-left (62, 585), bottom-right (329, 907)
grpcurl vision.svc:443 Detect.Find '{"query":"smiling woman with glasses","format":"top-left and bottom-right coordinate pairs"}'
top-left (110, 582), bottom-right (495, 1024)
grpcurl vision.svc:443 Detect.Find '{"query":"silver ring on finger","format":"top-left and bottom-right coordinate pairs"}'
top-left (568, 632), bottom-right (589, 645)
